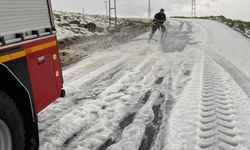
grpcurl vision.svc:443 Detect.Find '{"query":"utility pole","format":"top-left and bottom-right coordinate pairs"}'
top-left (114, 0), bottom-right (117, 26)
top-left (82, 8), bottom-right (85, 19)
top-left (105, 1), bottom-right (108, 17)
top-left (109, 0), bottom-right (111, 27)
top-left (148, 0), bottom-right (151, 19)
top-left (108, 0), bottom-right (117, 27)
top-left (105, 1), bottom-right (108, 27)
top-left (191, 0), bottom-right (196, 17)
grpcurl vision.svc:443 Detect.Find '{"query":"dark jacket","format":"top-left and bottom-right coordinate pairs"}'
top-left (153, 12), bottom-right (166, 24)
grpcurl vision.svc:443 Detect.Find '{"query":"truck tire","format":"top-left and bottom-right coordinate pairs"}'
top-left (0, 91), bottom-right (25, 150)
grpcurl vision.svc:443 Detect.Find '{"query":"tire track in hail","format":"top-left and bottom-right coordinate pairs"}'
top-left (138, 92), bottom-right (165, 150)
top-left (61, 55), bottom-right (158, 150)
top-left (198, 59), bottom-right (240, 150)
top-left (137, 71), bottom-right (173, 150)
top-left (38, 59), bottom-right (126, 133)
top-left (98, 90), bottom-right (152, 150)
top-left (95, 59), bottom-right (168, 150)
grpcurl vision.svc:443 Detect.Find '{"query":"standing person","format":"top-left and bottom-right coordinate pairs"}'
top-left (148, 8), bottom-right (167, 43)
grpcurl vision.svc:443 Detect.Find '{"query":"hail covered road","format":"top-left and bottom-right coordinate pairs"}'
top-left (38, 19), bottom-right (250, 150)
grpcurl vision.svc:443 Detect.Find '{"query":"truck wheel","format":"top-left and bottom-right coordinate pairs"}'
top-left (0, 91), bottom-right (25, 150)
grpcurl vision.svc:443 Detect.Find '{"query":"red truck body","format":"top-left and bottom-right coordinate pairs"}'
top-left (0, 35), bottom-right (63, 112)
top-left (0, 0), bottom-right (64, 149)
top-left (0, 0), bottom-right (63, 112)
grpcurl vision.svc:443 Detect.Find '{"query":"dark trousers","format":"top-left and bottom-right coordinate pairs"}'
top-left (151, 23), bottom-right (166, 34)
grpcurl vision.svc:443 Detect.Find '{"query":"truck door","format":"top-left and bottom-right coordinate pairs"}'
top-left (27, 50), bottom-right (59, 112)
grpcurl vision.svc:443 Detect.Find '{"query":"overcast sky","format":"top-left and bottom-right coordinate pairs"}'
top-left (52, 0), bottom-right (250, 21)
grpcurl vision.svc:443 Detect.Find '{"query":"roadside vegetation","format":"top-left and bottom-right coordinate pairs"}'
top-left (53, 11), bottom-right (151, 67)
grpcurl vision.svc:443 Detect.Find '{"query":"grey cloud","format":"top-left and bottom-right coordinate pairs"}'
top-left (52, 0), bottom-right (250, 20)
top-left (205, 2), bottom-right (211, 7)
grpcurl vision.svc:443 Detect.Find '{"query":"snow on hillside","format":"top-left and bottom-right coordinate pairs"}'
top-left (54, 11), bottom-right (114, 40)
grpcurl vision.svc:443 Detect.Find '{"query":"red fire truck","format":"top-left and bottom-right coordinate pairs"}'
top-left (0, 0), bottom-right (65, 149)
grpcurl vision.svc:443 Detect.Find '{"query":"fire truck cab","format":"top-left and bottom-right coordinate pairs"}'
top-left (0, 0), bottom-right (64, 149)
